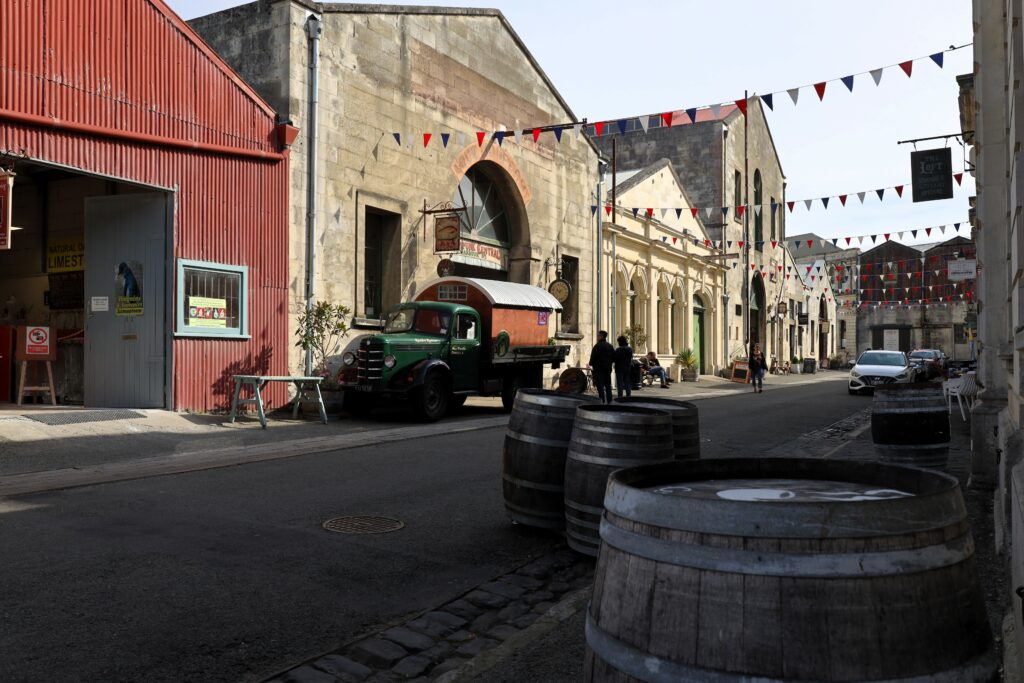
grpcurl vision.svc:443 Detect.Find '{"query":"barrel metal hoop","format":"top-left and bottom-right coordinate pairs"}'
top-left (874, 407), bottom-right (947, 414)
top-left (565, 499), bottom-right (604, 515)
top-left (599, 519), bottom-right (973, 578)
top-left (502, 473), bottom-right (563, 492)
top-left (586, 611), bottom-right (995, 683)
top-left (505, 428), bottom-right (570, 450)
top-left (568, 451), bottom-right (673, 468)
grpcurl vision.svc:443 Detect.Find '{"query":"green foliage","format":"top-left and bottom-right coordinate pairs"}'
top-left (675, 347), bottom-right (698, 369)
top-left (623, 324), bottom-right (647, 351)
top-left (295, 301), bottom-right (351, 384)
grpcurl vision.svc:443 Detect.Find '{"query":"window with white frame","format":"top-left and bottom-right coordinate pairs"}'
top-left (176, 258), bottom-right (249, 338)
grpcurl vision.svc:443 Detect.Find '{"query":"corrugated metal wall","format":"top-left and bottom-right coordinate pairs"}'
top-left (0, 0), bottom-right (290, 412)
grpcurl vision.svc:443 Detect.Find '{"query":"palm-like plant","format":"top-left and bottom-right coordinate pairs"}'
top-left (675, 348), bottom-right (698, 369)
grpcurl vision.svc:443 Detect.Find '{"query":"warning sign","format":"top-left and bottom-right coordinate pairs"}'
top-left (16, 325), bottom-right (56, 361)
top-left (188, 296), bottom-right (228, 328)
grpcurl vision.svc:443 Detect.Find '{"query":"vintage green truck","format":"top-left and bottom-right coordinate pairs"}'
top-left (339, 277), bottom-right (570, 421)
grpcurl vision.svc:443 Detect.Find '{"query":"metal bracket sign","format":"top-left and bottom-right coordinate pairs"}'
top-left (911, 148), bottom-right (953, 202)
top-left (433, 214), bottom-right (461, 253)
top-left (947, 259), bottom-right (977, 281)
top-left (0, 171), bottom-right (13, 251)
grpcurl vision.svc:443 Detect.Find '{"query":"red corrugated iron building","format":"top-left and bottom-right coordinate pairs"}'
top-left (0, 0), bottom-right (292, 411)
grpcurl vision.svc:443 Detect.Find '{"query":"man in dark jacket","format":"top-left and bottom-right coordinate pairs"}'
top-left (613, 335), bottom-right (634, 399)
top-left (588, 330), bottom-right (615, 404)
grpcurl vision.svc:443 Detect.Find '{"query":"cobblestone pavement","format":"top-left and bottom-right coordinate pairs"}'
top-left (270, 548), bottom-right (594, 683)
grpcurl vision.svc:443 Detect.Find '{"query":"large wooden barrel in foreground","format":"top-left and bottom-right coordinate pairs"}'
top-left (872, 383), bottom-right (950, 469)
top-left (586, 458), bottom-right (995, 682)
top-left (502, 389), bottom-right (598, 529)
top-left (564, 405), bottom-right (673, 556)
top-left (617, 396), bottom-right (700, 460)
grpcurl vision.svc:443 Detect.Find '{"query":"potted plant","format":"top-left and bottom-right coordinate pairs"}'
top-left (623, 323), bottom-right (648, 352)
top-left (791, 356), bottom-right (802, 374)
top-left (295, 300), bottom-right (351, 414)
top-left (675, 348), bottom-right (699, 381)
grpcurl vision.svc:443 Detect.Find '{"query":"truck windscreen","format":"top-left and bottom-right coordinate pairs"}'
top-left (384, 308), bottom-right (452, 336)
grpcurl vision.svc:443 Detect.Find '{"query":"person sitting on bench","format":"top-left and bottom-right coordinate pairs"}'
top-left (644, 351), bottom-right (670, 388)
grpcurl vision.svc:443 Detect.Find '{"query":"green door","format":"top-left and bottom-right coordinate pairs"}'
top-left (693, 309), bottom-right (705, 374)
top-left (449, 311), bottom-right (481, 391)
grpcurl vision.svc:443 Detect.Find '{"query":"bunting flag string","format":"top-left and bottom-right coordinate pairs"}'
top-left (390, 43), bottom-right (970, 148)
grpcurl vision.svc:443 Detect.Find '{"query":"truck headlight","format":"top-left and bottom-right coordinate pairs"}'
top-left (383, 354), bottom-right (396, 369)
top-left (343, 352), bottom-right (356, 366)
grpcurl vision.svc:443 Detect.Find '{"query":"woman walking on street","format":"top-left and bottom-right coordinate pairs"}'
top-left (749, 343), bottom-right (767, 393)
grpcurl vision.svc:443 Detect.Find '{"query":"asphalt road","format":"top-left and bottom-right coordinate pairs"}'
top-left (0, 379), bottom-right (859, 682)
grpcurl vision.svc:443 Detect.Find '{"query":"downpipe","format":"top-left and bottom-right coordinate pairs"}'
top-left (303, 14), bottom-right (323, 375)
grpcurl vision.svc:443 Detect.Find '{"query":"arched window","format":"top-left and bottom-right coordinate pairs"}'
top-left (453, 167), bottom-right (510, 244)
top-left (753, 169), bottom-right (763, 246)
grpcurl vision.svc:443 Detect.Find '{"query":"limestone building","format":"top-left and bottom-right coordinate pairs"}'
top-left (595, 101), bottom-right (804, 367)
top-left (191, 1), bottom-right (601, 372)
top-left (790, 233), bottom-right (861, 361)
top-left (598, 159), bottom-right (726, 375)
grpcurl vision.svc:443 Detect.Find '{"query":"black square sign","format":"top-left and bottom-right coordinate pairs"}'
top-left (911, 147), bottom-right (953, 202)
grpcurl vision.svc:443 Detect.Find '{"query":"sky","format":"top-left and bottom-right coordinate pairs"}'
top-left (170, 0), bottom-right (974, 249)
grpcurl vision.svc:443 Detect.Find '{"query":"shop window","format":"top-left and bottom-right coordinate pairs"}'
top-left (735, 304), bottom-right (742, 317)
top-left (176, 259), bottom-right (248, 338)
top-left (364, 208), bottom-right (401, 319)
top-left (559, 255), bottom-right (580, 334)
top-left (770, 196), bottom-right (777, 240)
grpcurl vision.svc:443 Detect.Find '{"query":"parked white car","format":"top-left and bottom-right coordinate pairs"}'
top-left (848, 350), bottom-right (914, 395)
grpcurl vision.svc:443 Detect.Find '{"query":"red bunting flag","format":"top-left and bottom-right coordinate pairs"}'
top-left (646, 208), bottom-right (654, 217)
top-left (594, 122), bottom-right (605, 137)
top-left (925, 227), bottom-right (932, 236)
top-left (884, 233), bottom-right (891, 241)
top-left (532, 128), bottom-right (541, 143)
top-left (786, 274), bottom-right (791, 279)
top-left (738, 241), bottom-right (744, 248)
top-left (777, 265), bottom-right (783, 271)
top-left (476, 131), bottom-right (487, 146)
top-left (690, 208), bottom-right (699, 219)
top-left (735, 98), bottom-right (748, 116)
top-left (894, 185), bottom-right (904, 197)
top-left (845, 237), bottom-right (851, 245)
top-left (661, 112), bottom-right (673, 127)
top-left (814, 82), bottom-right (827, 100)
top-left (899, 60), bottom-right (913, 77)
top-left (839, 195), bottom-right (847, 206)
top-left (605, 206), bottom-right (612, 216)
top-left (737, 205), bottom-right (745, 217)
top-left (811, 276), bottom-right (816, 281)
top-left (751, 264), bottom-right (757, 270)
top-left (787, 201), bottom-right (795, 213)
top-left (423, 133), bottom-right (432, 147)
top-left (672, 237), bottom-right (677, 244)
top-left (706, 239), bottom-right (711, 247)
top-left (771, 241), bottom-right (777, 249)
top-left (806, 266), bottom-right (812, 272)
top-left (954, 173), bottom-right (963, 186)
top-left (806, 240), bottom-right (813, 248)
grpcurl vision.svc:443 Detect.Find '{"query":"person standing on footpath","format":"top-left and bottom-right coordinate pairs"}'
top-left (613, 335), bottom-right (634, 399)
top-left (749, 343), bottom-right (767, 393)
top-left (588, 330), bottom-right (615, 404)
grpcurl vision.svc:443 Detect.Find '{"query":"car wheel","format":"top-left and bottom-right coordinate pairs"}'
top-left (415, 372), bottom-right (449, 422)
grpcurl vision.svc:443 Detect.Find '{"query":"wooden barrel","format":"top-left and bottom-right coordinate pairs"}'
top-left (871, 382), bottom-right (949, 445)
top-left (586, 458), bottom-right (995, 682)
top-left (502, 389), bottom-right (599, 529)
top-left (616, 396), bottom-right (700, 460)
top-left (564, 405), bottom-right (674, 556)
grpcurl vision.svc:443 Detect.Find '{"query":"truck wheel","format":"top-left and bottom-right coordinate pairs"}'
top-left (415, 372), bottom-right (449, 422)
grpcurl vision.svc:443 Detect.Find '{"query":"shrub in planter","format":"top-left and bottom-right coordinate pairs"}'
top-left (295, 301), bottom-right (351, 413)
top-left (675, 347), bottom-right (699, 381)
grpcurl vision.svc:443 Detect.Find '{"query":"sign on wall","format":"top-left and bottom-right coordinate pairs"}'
top-left (0, 171), bottom-right (13, 251)
top-left (434, 214), bottom-right (461, 253)
top-left (911, 148), bottom-right (953, 202)
top-left (46, 238), bottom-right (85, 272)
top-left (115, 260), bottom-right (144, 316)
top-left (883, 329), bottom-right (900, 351)
top-left (947, 259), bottom-right (977, 281)
top-left (187, 296), bottom-right (227, 328)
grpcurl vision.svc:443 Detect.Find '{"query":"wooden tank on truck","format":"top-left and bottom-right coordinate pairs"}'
top-left (339, 277), bottom-right (569, 421)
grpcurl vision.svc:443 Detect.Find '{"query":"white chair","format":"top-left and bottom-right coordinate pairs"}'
top-left (946, 373), bottom-right (978, 421)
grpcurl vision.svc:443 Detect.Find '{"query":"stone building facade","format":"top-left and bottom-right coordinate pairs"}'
top-left (191, 1), bottom-right (601, 373)
top-left (595, 101), bottom-right (805, 368)
top-left (598, 159), bottom-right (726, 375)
top-left (790, 233), bottom-right (861, 361)
top-left (960, 1), bottom-right (1024, 670)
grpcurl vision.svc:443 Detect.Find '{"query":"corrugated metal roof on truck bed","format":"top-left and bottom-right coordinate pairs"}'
top-left (415, 277), bottom-right (563, 310)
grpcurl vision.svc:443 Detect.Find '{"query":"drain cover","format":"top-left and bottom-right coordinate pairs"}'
top-left (322, 516), bottom-right (405, 534)
top-left (25, 410), bottom-right (145, 426)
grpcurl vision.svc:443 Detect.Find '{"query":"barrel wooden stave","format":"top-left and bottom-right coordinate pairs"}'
top-left (564, 405), bottom-right (674, 556)
top-left (585, 458), bottom-right (995, 682)
top-left (871, 383), bottom-right (949, 446)
top-left (617, 396), bottom-right (700, 460)
top-left (502, 389), bottom-right (598, 529)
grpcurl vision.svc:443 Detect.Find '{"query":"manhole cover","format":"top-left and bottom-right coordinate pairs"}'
top-left (322, 516), bottom-right (405, 534)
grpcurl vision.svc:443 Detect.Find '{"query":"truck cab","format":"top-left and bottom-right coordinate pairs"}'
top-left (340, 278), bottom-right (569, 421)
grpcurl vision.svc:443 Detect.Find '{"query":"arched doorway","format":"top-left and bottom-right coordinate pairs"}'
top-left (749, 274), bottom-right (765, 350)
top-left (692, 294), bottom-right (706, 374)
top-left (818, 297), bottom-right (829, 360)
top-left (451, 161), bottom-right (530, 282)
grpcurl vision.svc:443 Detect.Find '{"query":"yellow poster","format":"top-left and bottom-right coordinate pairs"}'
top-left (46, 238), bottom-right (85, 272)
top-left (188, 296), bottom-right (228, 328)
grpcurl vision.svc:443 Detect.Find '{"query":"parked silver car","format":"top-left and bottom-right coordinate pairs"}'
top-left (848, 350), bottom-right (914, 395)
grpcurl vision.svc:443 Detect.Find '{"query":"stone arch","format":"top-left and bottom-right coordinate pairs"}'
top-left (671, 280), bottom-right (685, 354)
top-left (749, 272), bottom-right (766, 349)
top-left (656, 276), bottom-right (671, 354)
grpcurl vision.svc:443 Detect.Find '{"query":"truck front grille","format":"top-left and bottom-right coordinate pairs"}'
top-left (357, 341), bottom-right (384, 381)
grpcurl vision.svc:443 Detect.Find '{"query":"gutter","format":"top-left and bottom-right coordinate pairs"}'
top-left (303, 14), bottom-right (323, 375)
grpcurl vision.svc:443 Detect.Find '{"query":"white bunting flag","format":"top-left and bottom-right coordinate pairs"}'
top-left (870, 68), bottom-right (884, 86)
top-left (788, 87), bottom-right (800, 105)
top-left (639, 116), bottom-right (650, 134)
top-left (705, 207), bottom-right (714, 220)
top-left (939, 225), bottom-right (947, 234)
top-left (513, 130), bottom-right (522, 145)
top-left (858, 236), bottom-right (865, 245)
top-left (754, 205), bottom-right (762, 217)
top-left (710, 103), bottom-right (721, 119)
top-left (803, 199), bottom-right (813, 211)
top-left (660, 208), bottom-right (668, 219)
top-left (857, 192), bottom-right (866, 203)
top-left (456, 132), bottom-right (467, 146)
top-left (573, 123), bottom-right (583, 136)
top-left (897, 232), bottom-right (904, 240)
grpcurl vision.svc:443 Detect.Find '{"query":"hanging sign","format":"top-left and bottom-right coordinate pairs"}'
top-left (947, 259), bottom-right (977, 281)
top-left (0, 171), bottom-right (13, 251)
top-left (434, 214), bottom-right (461, 253)
top-left (911, 148), bottom-right (953, 202)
